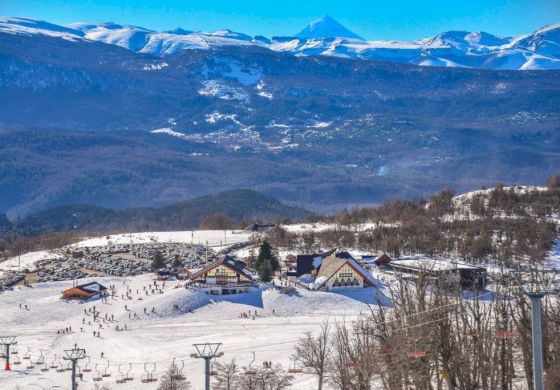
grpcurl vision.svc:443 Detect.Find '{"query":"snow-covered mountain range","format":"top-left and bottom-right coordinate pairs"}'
top-left (1, 15), bottom-right (559, 70)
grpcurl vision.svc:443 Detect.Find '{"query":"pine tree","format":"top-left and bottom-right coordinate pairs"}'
top-left (258, 261), bottom-right (273, 283)
top-left (151, 250), bottom-right (165, 270)
top-left (172, 254), bottom-right (182, 269)
top-left (254, 241), bottom-right (279, 282)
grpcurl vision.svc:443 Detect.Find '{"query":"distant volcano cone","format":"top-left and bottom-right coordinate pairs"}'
top-left (296, 15), bottom-right (364, 40)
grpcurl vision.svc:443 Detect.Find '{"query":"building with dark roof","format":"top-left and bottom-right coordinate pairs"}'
top-left (187, 255), bottom-right (256, 294)
top-left (389, 258), bottom-right (487, 288)
top-left (62, 282), bottom-right (108, 300)
top-left (286, 254), bottom-right (325, 279)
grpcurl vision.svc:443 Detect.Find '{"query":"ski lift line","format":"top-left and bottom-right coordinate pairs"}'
top-left (364, 290), bottom-right (494, 327)
top-left (367, 282), bottom-right (529, 329)
top-left (369, 294), bottom-right (523, 337)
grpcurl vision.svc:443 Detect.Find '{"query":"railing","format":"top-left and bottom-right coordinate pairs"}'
top-left (189, 281), bottom-right (256, 289)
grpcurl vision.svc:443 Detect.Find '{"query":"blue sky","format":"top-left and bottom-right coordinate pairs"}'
top-left (1, 0), bottom-right (559, 40)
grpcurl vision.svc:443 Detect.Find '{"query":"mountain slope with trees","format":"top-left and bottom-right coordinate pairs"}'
top-left (0, 28), bottom-right (559, 215)
top-left (8, 190), bottom-right (310, 235)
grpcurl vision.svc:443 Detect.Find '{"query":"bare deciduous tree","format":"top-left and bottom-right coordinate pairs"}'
top-left (292, 319), bottom-right (331, 390)
top-left (157, 363), bottom-right (191, 390)
top-left (212, 359), bottom-right (241, 390)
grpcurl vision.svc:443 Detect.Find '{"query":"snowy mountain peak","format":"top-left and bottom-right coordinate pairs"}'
top-left (419, 30), bottom-right (508, 49)
top-left (296, 15), bottom-right (364, 40)
top-left (2, 16), bottom-right (560, 70)
top-left (0, 16), bottom-right (84, 37)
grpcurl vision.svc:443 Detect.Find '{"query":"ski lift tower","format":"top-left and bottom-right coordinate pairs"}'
top-left (63, 344), bottom-right (87, 390)
top-left (511, 268), bottom-right (559, 390)
top-left (191, 343), bottom-right (223, 390)
top-left (0, 335), bottom-right (17, 370)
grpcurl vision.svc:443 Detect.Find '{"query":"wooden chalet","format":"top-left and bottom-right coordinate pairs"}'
top-left (187, 255), bottom-right (255, 295)
top-left (62, 282), bottom-right (108, 300)
top-left (177, 268), bottom-right (191, 280)
top-left (313, 252), bottom-right (376, 289)
top-left (295, 251), bottom-right (376, 290)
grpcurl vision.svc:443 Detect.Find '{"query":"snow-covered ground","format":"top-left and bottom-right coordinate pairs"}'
top-left (70, 230), bottom-right (253, 250)
top-left (0, 274), bottom-right (386, 390)
top-left (282, 222), bottom-right (392, 234)
top-left (0, 250), bottom-right (63, 272)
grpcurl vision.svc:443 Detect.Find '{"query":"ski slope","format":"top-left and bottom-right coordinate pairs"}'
top-left (71, 230), bottom-right (253, 250)
top-left (0, 274), bottom-right (387, 389)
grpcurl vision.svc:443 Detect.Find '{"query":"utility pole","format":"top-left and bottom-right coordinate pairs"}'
top-left (191, 343), bottom-right (224, 390)
top-left (63, 344), bottom-right (86, 390)
top-left (0, 335), bottom-right (17, 370)
top-left (511, 269), bottom-right (559, 390)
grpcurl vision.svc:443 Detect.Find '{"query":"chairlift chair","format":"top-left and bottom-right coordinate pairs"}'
top-left (148, 363), bottom-right (158, 383)
top-left (36, 351), bottom-right (45, 366)
top-left (37, 352), bottom-right (48, 372)
top-left (26, 355), bottom-right (35, 370)
top-left (101, 360), bottom-right (111, 377)
top-left (141, 362), bottom-right (157, 383)
top-left (50, 354), bottom-right (58, 369)
top-left (495, 331), bottom-right (515, 339)
top-left (288, 359), bottom-right (303, 374)
top-left (244, 352), bottom-right (257, 375)
top-left (464, 328), bottom-right (479, 336)
top-left (407, 339), bottom-right (426, 359)
top-left (376, 346), bottom-right (393, 355)
top-left (116, 364), bottom-right (127, 384)
top-left (23, 347), bottom-right (31, 360)
top-left (56, 358), bottom-right (66, 373)
top-left (125, 363), bottom-right (134, 381)
top-left (172, 359), bottom-right (186, 380)
top-left (12, 355), bottom-right (21, 366)
top-left (82, 356), bottom-right (92, 372)
top-left (93, 364), bottom-right (103, 382)
top-left (407, 351), bottom-right (426, 358)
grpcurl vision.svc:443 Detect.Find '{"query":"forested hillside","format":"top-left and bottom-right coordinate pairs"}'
top-left (267, 174), bottom-right (560, 266)
top-left (5, 190), bottom-right (309, 236)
